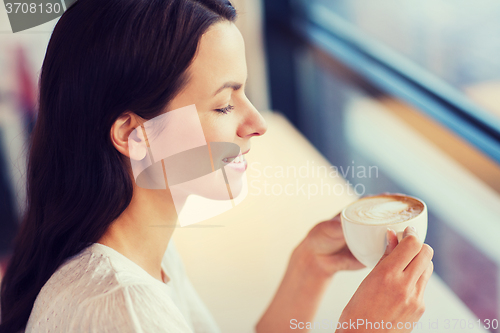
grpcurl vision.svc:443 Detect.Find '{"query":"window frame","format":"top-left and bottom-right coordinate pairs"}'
top-left (264, 0), bottom-right (500, 164)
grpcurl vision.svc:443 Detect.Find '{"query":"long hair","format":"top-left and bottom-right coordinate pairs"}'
top-left (0, 0), bottom-right (236, 331)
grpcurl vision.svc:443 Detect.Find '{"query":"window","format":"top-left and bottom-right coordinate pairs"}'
top-left (264, 0), bottom-right (500, 329)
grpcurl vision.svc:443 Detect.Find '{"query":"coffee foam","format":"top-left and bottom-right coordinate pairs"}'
top-left (344, 195), bottom-right (424, 225)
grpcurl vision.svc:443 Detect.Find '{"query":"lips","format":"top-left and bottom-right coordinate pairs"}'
top-left (221, 149), bottom-right (249, 173)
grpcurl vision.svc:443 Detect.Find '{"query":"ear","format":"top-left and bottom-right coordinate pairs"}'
top-left (110, 112), bottom-right (147, 161)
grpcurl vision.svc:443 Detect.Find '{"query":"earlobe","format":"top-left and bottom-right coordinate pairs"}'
top-left (128, 128), bottom-right (147, 161)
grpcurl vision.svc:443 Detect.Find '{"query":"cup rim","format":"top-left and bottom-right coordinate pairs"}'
top-left (341, 194), bottom-right (427, 226)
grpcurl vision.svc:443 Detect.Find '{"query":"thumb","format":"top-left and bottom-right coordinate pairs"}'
top-left (377, 228), bottom-right (398, 264)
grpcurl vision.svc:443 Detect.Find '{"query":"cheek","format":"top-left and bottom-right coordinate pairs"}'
top-left (200, 115), bottom-right (238, 143)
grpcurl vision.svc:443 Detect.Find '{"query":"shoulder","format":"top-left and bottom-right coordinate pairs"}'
top-left (26, 243), bottom-right (193, 333)
top-left (67, 284), bottom-right (193, 333)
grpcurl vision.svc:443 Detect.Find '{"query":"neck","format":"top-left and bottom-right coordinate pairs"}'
top-left (97, 183), bottom-right (187, 282)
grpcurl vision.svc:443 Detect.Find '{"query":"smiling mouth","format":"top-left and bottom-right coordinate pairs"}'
top-left (221, 149), bottom-right (249, 164)
top-left (222, 154), bottom-right (245, 164)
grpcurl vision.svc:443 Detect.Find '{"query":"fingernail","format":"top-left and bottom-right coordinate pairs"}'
top-left (386, 228), bottom-right (396, 248)
top-left (403, 226), bottom-right (417, 238)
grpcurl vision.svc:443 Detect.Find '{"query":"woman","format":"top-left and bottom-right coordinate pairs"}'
top-left (0, 0), bottom-right (434, 332)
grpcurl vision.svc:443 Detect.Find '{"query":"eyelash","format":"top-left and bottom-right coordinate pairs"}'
top-left (215, 104), bottom-right (234, 114)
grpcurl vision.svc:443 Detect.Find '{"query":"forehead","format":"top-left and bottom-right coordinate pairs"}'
top-left (185, 21), bottom-right (247, 95)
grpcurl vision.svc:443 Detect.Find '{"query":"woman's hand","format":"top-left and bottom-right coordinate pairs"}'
top-left (337, 227), bottom-right (434, 333)
top-left (256, 213), bottom-right (364, 333)
top-left (294, 213), bottom-right (365, 278)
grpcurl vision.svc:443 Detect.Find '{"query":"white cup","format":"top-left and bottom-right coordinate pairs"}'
top-left (341, 194), bottom-right (428, 268)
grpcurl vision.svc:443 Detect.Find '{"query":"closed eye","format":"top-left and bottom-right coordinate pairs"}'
top-left (214, 104), bottom-right (234, 114)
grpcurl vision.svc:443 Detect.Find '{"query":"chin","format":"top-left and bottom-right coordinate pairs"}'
top-left (185, 170), bottom-right (245, 201)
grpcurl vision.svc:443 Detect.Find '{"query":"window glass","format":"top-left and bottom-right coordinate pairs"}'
top-left (302, 0), bottom-right (500, 120)
top-left (294, 45), bottom-right (500, 327)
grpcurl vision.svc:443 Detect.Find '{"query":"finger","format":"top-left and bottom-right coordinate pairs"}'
top-left (322, 217), bottom-right (344, 240)
top-left (383, 226), bottom-right (423, 271)
top-left (333, 246), bottom-right (366, 270)
top-left (416, 261), bottom-right (434, 298)
top-left (404, 243), bottom-right (434, 284)
top-left (386, 228), bottom-right (398, 254)
top-left (308, 221), bottom-right (346, 255)
top-left (376, 228), bottom-right (398, 265)
top-left (329, 213), bottom-right (341, 225)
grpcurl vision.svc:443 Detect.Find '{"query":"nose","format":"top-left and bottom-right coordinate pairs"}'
top-left (237, 97), bottom-right (268, 138)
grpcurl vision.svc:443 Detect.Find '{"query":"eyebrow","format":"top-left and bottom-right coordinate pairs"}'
top-left (212, 80), bottom-right (245, 97)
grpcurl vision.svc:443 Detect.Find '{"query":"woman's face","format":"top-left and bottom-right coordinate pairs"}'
top-left (159, 20), bottom-right (268, 199)
top-left (168, 20), bottom-right (267, 151)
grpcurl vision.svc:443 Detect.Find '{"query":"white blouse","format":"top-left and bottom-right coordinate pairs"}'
top-left (25, 241), bottom-right (222, 333)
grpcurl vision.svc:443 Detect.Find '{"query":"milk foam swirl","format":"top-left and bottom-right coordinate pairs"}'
top-left (344, 195), bottom-right (424, 225)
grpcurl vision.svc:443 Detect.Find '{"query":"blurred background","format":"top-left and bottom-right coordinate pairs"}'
top-left (262, 1), bottom-right (500, 331)
top-left (1, 0), bottom-right (500, 332)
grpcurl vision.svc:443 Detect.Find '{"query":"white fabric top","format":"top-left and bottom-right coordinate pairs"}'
top-left (25, 241), bottom-right (222, 333)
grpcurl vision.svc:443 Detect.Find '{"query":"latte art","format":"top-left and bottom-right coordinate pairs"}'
top-left (344, 195), bottom-right (424, 225)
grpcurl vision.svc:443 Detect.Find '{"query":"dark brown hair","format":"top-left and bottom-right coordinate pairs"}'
top-left (0, 0), bottom-right (236, 331)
